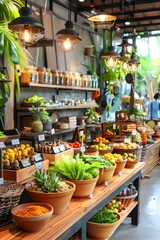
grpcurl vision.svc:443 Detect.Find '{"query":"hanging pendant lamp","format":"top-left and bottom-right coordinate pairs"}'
top-left (118, 38), bottom-right (132, 55)
top-left (55, 0), bottom-right (81, 52)
top-left (101, 46), bottom-right (120, 69)
top-left (88, 0), bottom-right (116, 29)
top-left (128, 52), bottom-right (140, 72)
top-left (9, 0), bottom-right (44, 48)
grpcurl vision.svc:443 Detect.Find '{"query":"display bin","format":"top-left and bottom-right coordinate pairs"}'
top-left (113, 146), bottom-right (143, 161)
top-left (43, 148), bottom-right (74, 164)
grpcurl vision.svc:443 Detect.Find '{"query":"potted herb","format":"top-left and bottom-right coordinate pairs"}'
top-left (25, 170), bottom-right (76, 215)
top-left (49, 154), bottom-right (100, 197)
top-left (80, 155), bottom-right (116, 185)
top-left (85, 107), bottom-right (101, 124)
top-left (87, 207), bottom-right (121, 239)
top-left (84, 45), bottom-right (94, 56)
top-left (23, 95), bottom-right (44, 107)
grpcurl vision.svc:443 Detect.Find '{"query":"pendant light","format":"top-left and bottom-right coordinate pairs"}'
top-left (101, 29), bottom-right (120, 69)
top-left (9, 0), bottom-right (44, 48)
top-left (129, 52), bottom-right (140, 72)
top-left (118, 37), bottom-right (132, 70)
top-left (87, 0), bottom-right (116, 29)
top-left (55, 0), bottom-right (81, 52)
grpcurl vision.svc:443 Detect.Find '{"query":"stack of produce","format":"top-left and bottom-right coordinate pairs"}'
top-left (90, 142), bottom-right (112, 151)
top-left (132, 131), bottom-right (142, 143)
top-left (103, 153), bottom-right (123, 164)
top-left (106, 199), bottom-right (126, 213)
top-left (34, 141), bottom-right (70, 153)
top-left (92, 137), bottom-right (109, 143)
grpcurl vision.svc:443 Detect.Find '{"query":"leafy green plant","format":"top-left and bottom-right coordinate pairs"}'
top-left (49, 154), bottom-right (100, 180)
top-left (24, 95), bottom-right (44, 104)
top-left (89, 207), bottom-right (119, 224)
top-left (30, 106), bottom-right (51, 123)
top-left (85, 107), bottom-right (101, 123)
top-left (80, 155), bottom-right (114, 169)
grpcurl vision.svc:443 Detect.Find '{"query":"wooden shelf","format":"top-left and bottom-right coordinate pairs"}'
top-left (0, 162), bottom-right (145, 240)
top-left (16, 104), bottom-right (99, 111)
top-left (20, 82), bottom-right (99, 91)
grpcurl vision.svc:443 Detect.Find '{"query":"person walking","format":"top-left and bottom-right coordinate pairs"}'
top-left (148, 93), bottom-right (160, 120)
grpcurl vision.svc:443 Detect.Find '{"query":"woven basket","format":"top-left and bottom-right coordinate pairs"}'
top-left (0, 181), bottom-right (24, 226)
top-left (116, 190), bottom-right (138, 207)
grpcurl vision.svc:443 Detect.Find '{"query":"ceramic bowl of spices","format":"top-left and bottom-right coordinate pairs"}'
top-left (11, 202), bottom-right (53, 232)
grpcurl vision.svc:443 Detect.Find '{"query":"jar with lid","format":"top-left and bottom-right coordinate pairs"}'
top-left (47, 68), bottom-right (52, 84)
top-left (81, 74), bottom-right (85, 87)
top-left (21, 66), bottom-right (31, 84)
top-left (74, 72), bottom-right (80, 87)
top-left (63, 71), bottom-right (69, 86)
top-left (29, 65), bottom-right (35, 82)
top-left (83, 75), bottom-right (88, 87)
top-left (37, 67), bottom-right (46, 84)
top-left (34, 67), bottom-right (39, 83)
top-left (51, 70), bottom-right (59, 85)
top-left (79, 74), bottom-right (82, 87)
top-left (59, 71), bottom-right (64, 85)
top-left (68, 72), bottom-right (75, 86)
top-left (87, 75), bottom-right (92, 88)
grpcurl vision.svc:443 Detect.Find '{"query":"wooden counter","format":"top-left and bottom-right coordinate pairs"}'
top-left (0, 162), bottom-right (145, 240)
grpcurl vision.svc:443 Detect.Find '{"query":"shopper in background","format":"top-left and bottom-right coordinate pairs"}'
top-left (147, 93), bottom-right (160, 120)
top-left (140, 91), bottom-right (149, 112)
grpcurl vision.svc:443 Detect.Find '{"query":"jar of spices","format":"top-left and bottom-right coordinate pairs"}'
top-left (59, 71), bottom-right (64, 85)
top-left (34, 67), bottom-right (39, 83)
top-left (37, 67), bottom-right (46, 84)
top-left (21, 66), bottom-right (31, 84)
top-left (47, 68), bottom-right (52, 84)
top-left (74, 72), bottom-right (80, 87)
top-left (63, 71), bottom-right (69, 86)
top-left (84, 75), bottom-right (88, 87)
top-left (87, 75), bottom-right (92, 88)
top-left (51, 70), bottom-right (59, 85)
top-left (69, 72), bottom-right (75, 86)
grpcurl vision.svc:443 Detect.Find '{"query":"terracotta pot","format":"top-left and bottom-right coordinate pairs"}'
top-left (84, 47), bottom-right (93, 56)
top-left (70, 176), bottom-right (98, 198)
top-left (11, 202), bottom-right (53, 232)
top-left (114, 160), bottom-right (127, 175)
top-left (25, 181), bottom-right (76, 215)
top-left (83, 148), bottom-right (99, 156)
top-left (87, 213), bottom-right (121, 239)
top-left (97, 164), bottom-right (116, 185)
top-left (125, 160), bottom-right (138, 169)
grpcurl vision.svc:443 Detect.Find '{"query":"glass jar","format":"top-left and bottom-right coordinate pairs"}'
top-left (29, 65), bottom-right (35, 82)
top-left (81, 74), bottom-right (85, 87)
top-left (37, 67), bottom-right (46, 84)
top-left (74, 72), bottom-right (80, 87)
top-left (59, 71), bottom-right (64, 85)
top-left (87, 75), bottom-right (92, 88)
top-left (21, 66), bottom-right (31, 84)
top-left (68, 72), bottom-right (75, 86)
top-left (83, 75), bottom-right (88, 87)
top-left (63, 71), bottom-right (69, 86)
top-left (34, 67), bottom-right (39, 83)
top-left (51, 70), bottom-right (59, 85)
top-left (47, 68), bottom-right (52, 84)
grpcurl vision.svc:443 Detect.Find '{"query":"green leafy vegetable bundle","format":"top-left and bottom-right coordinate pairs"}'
top-left (80, 155), bottom-right (114, 169)
top-left (89, 207), bottom-right (119, 224)
top-left (49, 154), bottom-right (100, 180)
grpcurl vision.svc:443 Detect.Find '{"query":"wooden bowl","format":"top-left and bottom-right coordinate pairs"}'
top-left (11, 202), bottom-right (53, 232)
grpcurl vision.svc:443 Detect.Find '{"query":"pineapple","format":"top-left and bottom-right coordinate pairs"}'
top-left (30, 106), bottom-right (43, 132)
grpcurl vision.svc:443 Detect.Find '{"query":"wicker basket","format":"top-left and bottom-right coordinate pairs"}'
top-left (0, 181), bottom-right (24, 226)
top-left (113, 147), bottom-right (142, 161)
top-left (116, 190), bottom-right (138, 207)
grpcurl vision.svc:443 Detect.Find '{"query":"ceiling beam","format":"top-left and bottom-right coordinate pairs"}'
top-left (120, 22), bottom-right (160, 29)
top-left (116, 15), bottom-right (160, 24)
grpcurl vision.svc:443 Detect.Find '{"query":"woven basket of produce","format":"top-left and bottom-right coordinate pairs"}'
top-left (116, 190), bottom-right (138, 207)
top-left (0, 181), bottom-right (24, 226)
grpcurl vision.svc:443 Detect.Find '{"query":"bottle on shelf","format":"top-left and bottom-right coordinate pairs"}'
top-left (21, 66), bottom-right (31, 84)
top-left (63, 71), bottom-right (69, 86)
top-left (47, 68), bottom-right (52, 84)
top-left (69, 72), bottom-right (75, 86)
top-left (59, 71), bottom-right (64, 85)
top-left (37, 67), bottom-right (46, 84)
top-left (52, 70), bottom-right (59, 85)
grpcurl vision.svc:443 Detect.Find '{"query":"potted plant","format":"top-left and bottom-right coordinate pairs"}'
top-left (80, 154), bottom-right (116, 185)
top-left (49, 154), bottom-right (100, 197)
top-left (22, 95), bottom-right (44, 107)
top-left (25, 170), bottom-right (76, 215)
top-left (40, 108), bottom-right (52, 131)
top-left (30, 106), bottom-right (44, 132)
top-left (87, 207), bottom-right (121, 239)
top-left (85, 107), bottom-right (101, 124)
top-left (84, 45), bottom-right (94, 56)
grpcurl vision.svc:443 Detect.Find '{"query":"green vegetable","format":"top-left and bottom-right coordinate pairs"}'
top-left (49, 154), bottom-right (100, 180)
top-left (89, 207), bottom-right (119, 224)
top-left (81, 155), bottom-right (114, 169)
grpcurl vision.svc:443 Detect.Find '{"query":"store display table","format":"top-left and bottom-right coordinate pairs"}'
top-left (1, 162), bottom-right (145, 240)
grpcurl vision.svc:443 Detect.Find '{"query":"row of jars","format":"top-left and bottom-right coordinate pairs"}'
top-left (21, 66), bottom-right (98, 88)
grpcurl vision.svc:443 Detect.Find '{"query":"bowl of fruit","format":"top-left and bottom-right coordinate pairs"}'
top-left (90, 142), bottom-right (112, 155)
top-left (92, 137), bottom-right (109, 145)
top-left (123, 153), bottom-right (139, 169)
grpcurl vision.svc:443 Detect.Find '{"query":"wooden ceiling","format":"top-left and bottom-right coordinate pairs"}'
top-left (50, 0), bottom-right (160, 35)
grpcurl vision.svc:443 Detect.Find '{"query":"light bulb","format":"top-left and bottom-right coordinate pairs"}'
top-left (99, 14), bottom-right (106, 21)
top-left (131, 64), bottom-right (137, 72)
top-left (63, 38), bottom-right (72, 51)
top-left (122, 62), bottom-right (128, 70)
top-left (106, 58), bottom-right (117, 69)
top-left (23, 29), bottom-right (31, 42)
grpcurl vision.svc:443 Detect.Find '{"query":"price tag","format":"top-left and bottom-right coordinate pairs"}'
top-left (0, 142), bottom-right (6, 149)
top-left (113, 124), bottom-right (116, 130)
top-left (53, 146), bottom-right (60, 154)
top-left (34, 153), bottom-right (43, 162)
top-left (79, 130), bottom-right (84, 136)
top-left (11, 139), bottom-right (20, 145)
top-left (21, 158), bottom-right (31, 168)
top-left (124, 137), bottom-right (131, 143)
top-left (38, 134), bottom-right (45, 141)
top-left (51, 128), bottom-right (55, 135)
top-left (121, 113), bottom-right (124, 117)
top-left (59, 144), bottom-right (65, 152)
top-left (132, 130), bottom-right (137, 136)
top-left (35, 161), bottom-right (44, 170)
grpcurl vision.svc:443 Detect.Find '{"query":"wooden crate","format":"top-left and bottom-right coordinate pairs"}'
top-left (44, 148), bottom-right (74, 164)
top-left (3, 159), bottom-right (49, 183)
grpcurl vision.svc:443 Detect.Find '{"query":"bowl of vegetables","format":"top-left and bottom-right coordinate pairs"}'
top-left (87, 207), bottom-right (121, 239)
top-left (11, 202), bottom-right (53, 232)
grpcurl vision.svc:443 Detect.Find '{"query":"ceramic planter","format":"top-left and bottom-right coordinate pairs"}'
top-left (97, 164), bottom-right (116, 185)
top-left (25, 180), bottom-right (76, 215)
top-left (114, 159), bottom-right (127, 175)
top-left (70, 176), bottom-right (98, 198)
top-left (87, 213), bottom-right (121, 239)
